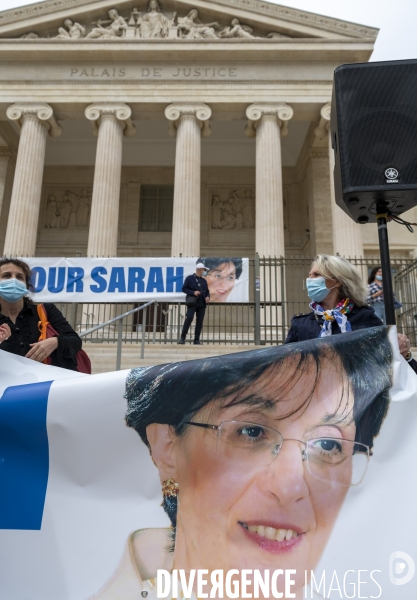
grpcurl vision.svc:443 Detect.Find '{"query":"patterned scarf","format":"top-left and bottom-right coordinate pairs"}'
top-left (310, 298), bottom-right (354, 337)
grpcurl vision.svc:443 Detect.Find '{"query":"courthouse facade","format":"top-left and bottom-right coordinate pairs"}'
top-left (0, 0), bottom-right (415, 261)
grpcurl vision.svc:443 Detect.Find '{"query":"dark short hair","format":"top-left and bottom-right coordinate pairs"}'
top-left (197, 257), bottom-right (243, 279)
top-left (368, 266), bottom-right (382, 285)
top-left (0, 257), bottom-right (34, 293)
top-left (126, 327), bottom-right (391, 450)
top-left (125, 327), bottom-right (392, 532)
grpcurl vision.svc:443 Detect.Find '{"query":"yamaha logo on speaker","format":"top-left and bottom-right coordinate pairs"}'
top-left (385, 167), bottom-right (399, 183)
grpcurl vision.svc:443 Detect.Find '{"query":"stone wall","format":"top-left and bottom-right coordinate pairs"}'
top-left (33, 165), bottom-right (310, 258)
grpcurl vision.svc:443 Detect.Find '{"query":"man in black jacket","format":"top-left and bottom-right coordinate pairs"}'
top-left (179, 262), bottom-right (210, 345)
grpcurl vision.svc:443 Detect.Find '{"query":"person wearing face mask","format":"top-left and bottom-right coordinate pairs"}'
top-left (285, 255), bottom-right (417, 372)
top-left (366, 266), bottom-right (403, 324)
top-left (0, 257), bottom-right (82, 371)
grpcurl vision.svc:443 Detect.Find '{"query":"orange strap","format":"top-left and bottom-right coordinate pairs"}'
top-left (37, 303), bottom-right (49, 342)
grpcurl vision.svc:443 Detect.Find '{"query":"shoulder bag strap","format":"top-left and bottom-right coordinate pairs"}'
top-left (37, 303), bottom-right (49, 341)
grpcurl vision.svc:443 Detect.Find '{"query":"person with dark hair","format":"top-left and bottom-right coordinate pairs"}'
top-left (0, 257), bottom-right (82, 371)
top-left (366, 266), bottom-right (403, 325)
top-left (91, 327), bottom-right (393, 599)
top-left (199, 256), bottom-right (243, 302)
top-left (178, 262), bottom-right (210, 345)
top-left (367, 266), bottom-right (385, 322)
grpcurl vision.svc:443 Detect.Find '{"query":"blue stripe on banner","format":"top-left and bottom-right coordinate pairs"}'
top-left (0, 381), bottom-right (52, 530)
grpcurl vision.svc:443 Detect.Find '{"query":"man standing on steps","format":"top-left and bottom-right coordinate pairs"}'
top-left (179, 262), bottom-right (210, 345)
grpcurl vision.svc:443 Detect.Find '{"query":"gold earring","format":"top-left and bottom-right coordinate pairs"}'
top-left (162, 477), bottom-right (179, 498)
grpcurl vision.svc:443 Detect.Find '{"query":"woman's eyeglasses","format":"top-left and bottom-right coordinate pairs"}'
top-left (185, 420), bottom-right (369, 487)
top-left (205, 272), bottom-right (236, 282)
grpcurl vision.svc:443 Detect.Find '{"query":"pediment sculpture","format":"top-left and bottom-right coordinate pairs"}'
top-left (15, 0), bottom-right (292, 41)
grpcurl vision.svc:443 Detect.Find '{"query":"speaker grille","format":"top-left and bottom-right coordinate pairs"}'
top-left (334, 61), bottom-right (417, 188)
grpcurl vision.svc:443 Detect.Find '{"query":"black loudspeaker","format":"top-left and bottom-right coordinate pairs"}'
top-left (331, 59), bottom-right (417, 224)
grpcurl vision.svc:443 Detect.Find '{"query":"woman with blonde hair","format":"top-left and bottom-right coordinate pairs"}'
top-left (286, 254), bottom-right (416, 371)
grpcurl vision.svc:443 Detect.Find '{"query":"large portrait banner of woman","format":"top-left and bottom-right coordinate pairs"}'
top-left (199, 257), bottom-right (250, 302)
top-left (0, 326), bottom-right (416, 599)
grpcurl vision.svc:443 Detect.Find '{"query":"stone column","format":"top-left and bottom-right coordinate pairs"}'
top-left (4, 103), bottom-right (62, 256)
top-left (165, 103), bottom-right (211, 257)
top-left (246, 102), bottom-right (293, 258)
top-left (315, 102), bottom-right (364, 258)
top-left (85, 103), bottom-right (136, 257)
top-left (0, 148), bottom-right (15, 218)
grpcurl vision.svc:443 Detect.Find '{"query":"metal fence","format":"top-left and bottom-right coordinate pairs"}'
top-left (53, 255), bottom-right (417, 346)
top-left (394, 260), bottom-right (417, 345)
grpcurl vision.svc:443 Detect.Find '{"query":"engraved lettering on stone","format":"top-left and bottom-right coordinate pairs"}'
top-left (68, 66), bottom-right (238, 78)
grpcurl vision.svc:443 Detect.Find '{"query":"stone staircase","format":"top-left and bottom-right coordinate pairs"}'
top-left (83, 342), bottom-right (264, 374)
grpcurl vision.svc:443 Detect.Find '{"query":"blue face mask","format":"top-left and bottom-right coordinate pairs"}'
top-left (0, 278), bottom-right (28, 303)
top-left (306, 277), bottom-right (331, 303)
top-left (376, 275), bottom-right (382, 281)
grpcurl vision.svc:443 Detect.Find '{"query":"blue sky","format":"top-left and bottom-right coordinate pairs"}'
top-left (1, 0), bottom-right (416, 62)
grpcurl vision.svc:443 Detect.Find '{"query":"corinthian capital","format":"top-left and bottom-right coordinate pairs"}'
top-left (245, 103), bottom-right (294, 138)
top-left (165, 103), bottom-right (212, 138)
top-left (85, 103), bottom-right (136, 137)
top-left (314, 102), bottom-right (331, 140)
top-left (6, 103), bottom-right (62, 137)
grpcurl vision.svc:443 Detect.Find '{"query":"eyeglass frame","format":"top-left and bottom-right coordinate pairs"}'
top-left (184, 420), bottom-right (371, 487)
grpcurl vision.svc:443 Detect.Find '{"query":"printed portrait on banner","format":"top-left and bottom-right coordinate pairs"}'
top-left (91, 327), bottom-right (393, 599)
top-left (1, 326), bottom-right (416, 600)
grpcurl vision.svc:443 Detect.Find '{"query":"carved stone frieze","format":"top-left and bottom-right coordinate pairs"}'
top-left (44, 187), bottom-right (92, 229)
top-left (210, 187), bottom-right (255, 230)
top-left (4, 0), bottom-right (294, 41)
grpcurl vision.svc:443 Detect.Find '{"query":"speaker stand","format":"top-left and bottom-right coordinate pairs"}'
top-left (376, 211), bottom-right (396, 325)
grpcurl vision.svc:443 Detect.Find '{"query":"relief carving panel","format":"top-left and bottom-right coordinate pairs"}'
top-left (44, 187), bottom-right (91, 229)
top-left (210, 187), bottom-right (255, 230)
top-left (210, 186), bottom-right (290, 231)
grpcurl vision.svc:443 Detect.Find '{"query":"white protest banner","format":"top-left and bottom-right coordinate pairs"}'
top-left (24, 257), bottom-right (250, 303)
top-left (1, 327), bottom-right (416, 600)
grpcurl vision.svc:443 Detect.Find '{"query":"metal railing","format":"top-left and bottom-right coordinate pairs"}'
top-left (54, 255), bottom-right (417, 347)
top-left (394, 259), bottom-right (417, 345)
top-left (78, 300), bottom-right (156, 370)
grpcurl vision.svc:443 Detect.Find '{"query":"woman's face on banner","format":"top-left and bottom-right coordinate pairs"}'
top-left (205, 262), bottom-right (237, 302)
top-left (170, 355), bottom-right (355, 594)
